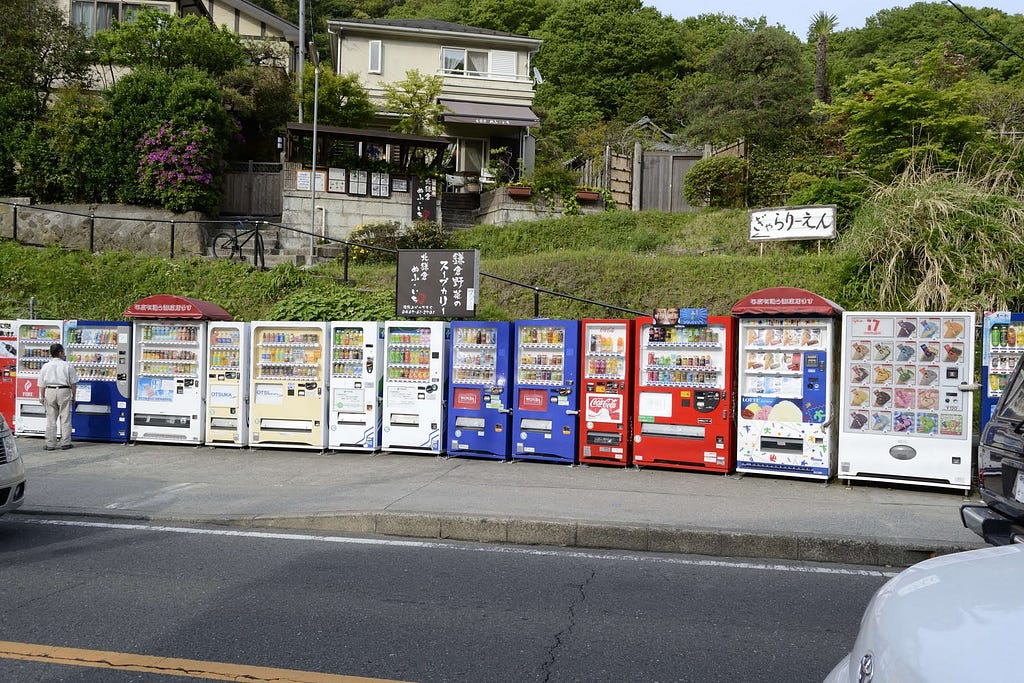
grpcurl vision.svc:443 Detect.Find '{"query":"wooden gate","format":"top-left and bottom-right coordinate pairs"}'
top-left (640, 151), bottom-right (702, 212)
top-left (221, 161), bottom-right (283, 216)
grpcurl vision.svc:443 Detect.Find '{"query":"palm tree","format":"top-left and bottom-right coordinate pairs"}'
top-left (809, 12), bottom-right (838, 104)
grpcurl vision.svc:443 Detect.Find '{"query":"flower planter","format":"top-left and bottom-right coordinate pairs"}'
top-left (507, 186), bottom-right (532, 199)
top-left (575, 190), bottom-right (600, 202)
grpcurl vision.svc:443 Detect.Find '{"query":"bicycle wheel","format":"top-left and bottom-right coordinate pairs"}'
top-left (212, 232), bottom-right (238, 259)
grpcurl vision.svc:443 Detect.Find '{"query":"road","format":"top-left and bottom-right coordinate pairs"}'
top-left (0, 516), bottom-right (894, 682)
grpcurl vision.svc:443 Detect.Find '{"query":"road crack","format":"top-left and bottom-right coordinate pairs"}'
top-left (540, 569), bottom-right (595, 682)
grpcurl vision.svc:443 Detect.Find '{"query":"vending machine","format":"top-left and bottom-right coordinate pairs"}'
top-left (631, 315), bottom-right (735, 472)
top-left (446, 321), bottom-right (514, 460)
top-left (511, 319), bottom-right (581, 464)
top-left (731, 288), bottom-right (844, 480)
top-left (0, 320), bottom-right (16, 429)
top-left (839, 312), bottom-right (975, 493)
top-left (381, 321), bottom-right (449, 454)
top-left (205, 322), bottom-right (250, 447)
top-left (64, 320), bottom-right (132, 442)
top-left (578, 318), bottom-right (634, 467)
top-left (249, 321), bottom-right (328, 450)
top-left (130, 320), bottom-right (207, 443)
top-left (328, 321), bottom-right (384, 452)
top-left (981, 311), bottom-right (1024, 433)
top-left (14, 319), bottom-right (64, 436)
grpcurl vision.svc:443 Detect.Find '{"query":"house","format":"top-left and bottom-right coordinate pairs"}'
top-left (61, 0), bottom-right (298, 70)
top-left (325, 18), bottom-right (542, 182)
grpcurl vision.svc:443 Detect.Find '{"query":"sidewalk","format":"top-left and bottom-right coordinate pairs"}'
top-left (11, 436), bottom-right (986, 567)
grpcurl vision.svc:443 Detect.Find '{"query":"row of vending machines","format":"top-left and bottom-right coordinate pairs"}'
top-left (0, 295), bottom-right (1014, 494)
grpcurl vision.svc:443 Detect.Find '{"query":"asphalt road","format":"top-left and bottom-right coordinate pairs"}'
top-left (0, 516), bottom-right (895, 682)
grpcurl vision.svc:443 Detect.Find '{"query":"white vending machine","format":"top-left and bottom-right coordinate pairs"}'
top-left (249, 321), bottom-right (328, 450)
top-left (130, 319), bottom-right (207, 443)
top-left (14, 319), bottom-right (65, 436)
top-left (381, 321), bottom-right (449, 454)
top-left (731, 288), bottom-right (844, 480)
top-left (328, 321), bottom-right (384, 452)
top-left (205, 322), bottom-right (250, 447)
top-left (839, 312), bottom-right (975, 493)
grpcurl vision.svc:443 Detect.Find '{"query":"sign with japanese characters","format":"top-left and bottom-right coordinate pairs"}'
top-left (411, 175), bottom-right (438, 221)
top-left (749, 205), bottom-right (837, 242)
top-left (395, 249), bottom-right (480, 318)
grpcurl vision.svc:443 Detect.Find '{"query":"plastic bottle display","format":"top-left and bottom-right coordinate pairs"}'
top-left (332, 328), bottom-right (365, 377)
top-left (18, 324), bottom-right (61, 372)
top-left (67, 326), bottom-right (121, 380)
top-left (387, 327), bottom-right (433, 381)
top-left (584, 327), bottom-right (627, 380)
top-left (517, 326), bottom-right (566, 384)
top-left (255, 330), bottom-right (322, 379)
top-left (208, 328), bottom-right (241, 371)
top-left (452, 326), bottom-right (497, 384)
top-left (138, 324), bottom-right (200, 378)
top-left (641, 324), bottom-right (723, 388)
top-left (987, 322), bottom-right (1024, 395)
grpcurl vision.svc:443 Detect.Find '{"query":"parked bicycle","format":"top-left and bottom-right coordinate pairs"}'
top-left (212, 219), bottom-right (266, 269)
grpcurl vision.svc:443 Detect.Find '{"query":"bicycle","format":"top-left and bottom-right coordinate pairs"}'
top-left (212, 219), bottom-right (266, 268)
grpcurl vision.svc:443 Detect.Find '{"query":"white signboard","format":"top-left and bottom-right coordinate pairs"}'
top-left (295, 170), bottom-right (326, 192)
top-left (749, 205), bottom-right (837, 241)
top-left (209, 383), bottom-right (239, 407)
top-left (253, 383), bottom-right (284, 405)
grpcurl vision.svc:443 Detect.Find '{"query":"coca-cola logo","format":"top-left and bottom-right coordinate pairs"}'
top-left (586, 394), bottom-right (622, 420)
top-left (588, 396), bottom-right (620, 410)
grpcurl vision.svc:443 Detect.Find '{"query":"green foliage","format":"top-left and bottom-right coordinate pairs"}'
top-left (382, 69), bottom-right (446, 136)
top-left (269, 283), bottom-right (394, 321)
top-left (301, 66), bottom-right (375, 128)
top-left (219, 65), bottom-right (296, 160)
top-left (787, 176), bottom-right (870, 232)
top-left (93, 10), bottom-right (246, 75)
top-left (136, 122), bottom-right (225, 213)
top-left (347, 220), bottom-right (453, 263)
top-left (683, 156), bottom-right (748, 208)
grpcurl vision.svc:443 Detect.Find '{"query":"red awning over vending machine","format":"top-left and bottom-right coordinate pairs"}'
top-left (731, 287), bottom-right (844, 317)
top-left (123, 295), bottom-right (233, 320)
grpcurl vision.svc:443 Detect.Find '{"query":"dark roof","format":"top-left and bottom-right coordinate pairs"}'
top-left (330, 18), bottom-right (537, 42)
top-left (286, 122), bottom-right (450, 147)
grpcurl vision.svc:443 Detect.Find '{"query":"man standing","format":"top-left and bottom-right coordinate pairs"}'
top-left (38, 342), bottom-right (78, 451)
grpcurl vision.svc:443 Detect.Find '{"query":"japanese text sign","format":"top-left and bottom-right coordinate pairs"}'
top-left (396, 249), bottom-right (480, 318)
top-left (749, 205), bottom-right (837, 242)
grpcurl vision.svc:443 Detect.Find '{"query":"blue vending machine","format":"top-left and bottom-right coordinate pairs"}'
top-left (981, 311), bottom-right (1024, 433)
top-left (446, 321), bottom-right (513, 459)
top-left (65, 319), bottom-right (132, 442)
top-left (511, 319), bottom-right (581, 464)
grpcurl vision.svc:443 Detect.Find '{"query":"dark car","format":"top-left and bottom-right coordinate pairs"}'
top-left (961, 355), bottom-right (1024, 544)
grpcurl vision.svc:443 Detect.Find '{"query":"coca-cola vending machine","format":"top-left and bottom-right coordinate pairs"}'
top-left (631, 313), bottom-right (736, 472)
top-left (0, 320), bottom-right (15, 429)
top-left (578, 319), bottom-right (634, 466)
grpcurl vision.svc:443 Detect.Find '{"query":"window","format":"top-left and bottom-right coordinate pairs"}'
top-left (71, 1), bottom-right (169, 37)
top-left (442, 47), bottom-right (491, 77)
top-left (368, 40), bottom-right (382, 74)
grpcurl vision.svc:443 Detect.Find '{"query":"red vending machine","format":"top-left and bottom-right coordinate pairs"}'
top-left (631, 314), bottom-right (737, 472)
top-left (0, 320), bottom-right (15, 428)
top-left (578, 319), bottom-right (635, 466)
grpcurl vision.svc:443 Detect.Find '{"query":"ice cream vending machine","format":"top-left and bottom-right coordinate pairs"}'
top-left (249, 321), bottom-right (328, 450)
top-left (981, 311), bottom-right (1024, 433)
top-left (14, 319), bottom-right (65, 436)
top-left (578, 319), bottom-right (634, 467)
top-left (839, 312), bottom-right (975, 492)
top-left (130, 320), bottom-right (207, 443)
top-left (382, 321), bottom-right (449, 454)
top-left (205, 322), bottom-right (250, 447)
top-left (65, 320), bottom-right (132, 442)
top-left (0, 320), bottom-right (16, 429)
top-left (446, 321), bottom-right (514, 460)
top-left (512, 319), bottom-right (581, 464)
top-left (328, 321), bottom-right (384, 452)
top-left (731, 288), bottom-right (844, 480)
top-left (631, 315), bottom-right (735, 472)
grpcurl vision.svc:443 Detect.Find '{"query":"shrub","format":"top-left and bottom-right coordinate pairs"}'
top-left (347, 220), bottom-right (452, 264)
top-left (683, 156), bottom-right (748, 208)
top-left (789, 176), bottom-right (870, 232)
top-left (136, 122), bottom-right (224, 213)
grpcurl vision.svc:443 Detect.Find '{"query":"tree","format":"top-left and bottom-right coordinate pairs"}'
top-left (680, 26), bottom-right (813, 145)
top-left (299, 66), bottom-right (375, 129)
top-left (382, 69), bottom-right (446, 135)
top-left (809, 11), bottom-right (837, 103)
top-left (220, 65), bottom-right (297, 160)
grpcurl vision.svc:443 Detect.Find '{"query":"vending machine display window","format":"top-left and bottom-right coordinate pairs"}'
top-left (517, 325), bottom-right (566, 386)
top-left (387, 327), bottom-right (434, 382)
top-left (256, 331), bottom-right (323, 380)
top-left (332, 328), bottom-right (365, 378)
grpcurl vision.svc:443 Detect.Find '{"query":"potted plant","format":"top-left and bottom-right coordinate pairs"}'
top-left (575, 186), bottom-right (601, 202)
top-left (506, 180), bottom-right (532, 198)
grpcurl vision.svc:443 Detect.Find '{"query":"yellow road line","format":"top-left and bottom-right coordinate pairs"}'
top-left (0, 641), bottom-right (409, 682)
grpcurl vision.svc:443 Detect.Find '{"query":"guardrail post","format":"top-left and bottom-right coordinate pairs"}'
top-left (169, 220), bottom-right (175, 258)
top-left (343, 244), bottom-right (350, 283)
top-left (534, 288), bottom-right (540, 317)
top-left (89, 213), bottom-right (95, 253)
top-left (12, 204), bottom-right (17, 241)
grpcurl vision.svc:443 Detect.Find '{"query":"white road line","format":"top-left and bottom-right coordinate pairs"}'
top-left (13, 517), bottom-right (900, 577)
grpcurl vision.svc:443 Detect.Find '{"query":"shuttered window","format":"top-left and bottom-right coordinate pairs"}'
top-left (368, 40), bottom-right (382, 74)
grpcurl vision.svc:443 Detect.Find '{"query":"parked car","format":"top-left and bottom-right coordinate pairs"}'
top-left (0, 413), bottom-right (26, 515)
top-left (961, 352), bottom-right (1024, 545)
top-left (823, 544), bottom-right (1024, 682)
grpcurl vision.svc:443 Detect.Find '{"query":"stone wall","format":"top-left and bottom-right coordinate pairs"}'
top-left (0, 200), bottom-right (207, 257)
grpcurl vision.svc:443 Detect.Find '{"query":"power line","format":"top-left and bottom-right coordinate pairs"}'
top-left (945, 0), bottom-right (1024, 62)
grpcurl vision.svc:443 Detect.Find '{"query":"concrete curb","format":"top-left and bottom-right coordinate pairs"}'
top-left (13, 507), bottom-right (985, 568)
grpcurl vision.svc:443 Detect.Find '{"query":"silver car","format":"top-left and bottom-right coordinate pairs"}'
top-left (0, 413), bottom-right (25, 515)
top-left (824, 544), bottom-right (1024, 682)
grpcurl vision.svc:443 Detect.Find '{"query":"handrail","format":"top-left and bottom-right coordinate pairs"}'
top-left (0, 200), bottom-right (646, 319)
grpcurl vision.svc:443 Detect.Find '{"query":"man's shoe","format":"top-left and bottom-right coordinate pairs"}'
top-left (60, 444), bottom-right (73, 450)
top-left (44, 446), bottom-right (56, 451)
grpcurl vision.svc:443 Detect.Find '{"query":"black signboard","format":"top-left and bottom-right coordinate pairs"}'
top-left (411, 175), bottom-right (438, 221)
top-left (396, 249), bottom-right (480, 318)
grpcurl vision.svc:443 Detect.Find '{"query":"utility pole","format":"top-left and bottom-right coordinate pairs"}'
top-left (298, 0), bottom-right (305, 123)
top-left (309, 43), bottom-right (320, 258)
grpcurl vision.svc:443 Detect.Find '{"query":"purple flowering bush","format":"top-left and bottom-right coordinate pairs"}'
top-left (136, 123), bottom-right (222, 213)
